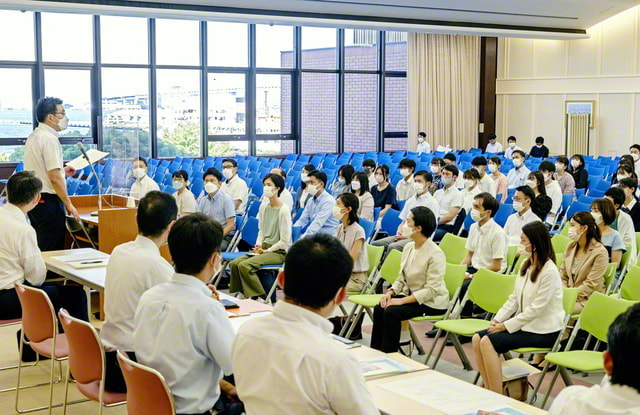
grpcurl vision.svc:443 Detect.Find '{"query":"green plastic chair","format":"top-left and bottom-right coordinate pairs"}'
top-left (425, 269), bottom-right (516, 371)
top-left (570, 262), bottom-right (617, 320)
top-left (407, 263), bottom-right (466, 355)
top-left (551, 234), bottom-right (572, 255)
top-left (511, 255), bottom-right (526, 276)
top-left (533, 292), bottom-right (636, 407)
top-left (439, 233), bottom-right (468, 264)
top-left (506, 245), bottom-right (518, 274)
top-left (636, 232), bottom-right (640, 256)
top-left (619, 265), bottom-right (640, 301)
top-left (555, 253), bottom-right (564, 268)
top-left (339, 249), bottom-right (403, 338)
top-left (560, 222), bottom-right (570, 236)
top-left (338, 244), bottom-right (385, 316)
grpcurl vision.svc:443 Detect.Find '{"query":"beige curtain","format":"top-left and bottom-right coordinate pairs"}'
top-left (408, 33), bottom-right (481, 152)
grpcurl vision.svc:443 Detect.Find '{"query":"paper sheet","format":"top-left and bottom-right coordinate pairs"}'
top-left (378, 371), bottom-right (510, 415)
top-left (66, 149), bottom-right (109, 171)
top-left (360, 358), bottom-right (412, 378)
top-left (52, 252), bottom-right (108, 263)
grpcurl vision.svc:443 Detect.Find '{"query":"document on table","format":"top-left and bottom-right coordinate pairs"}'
top-left (378, 371), bottom-right (512, 415)
top-left (52, 252), bottom-right (109, 269)
top-left (360, 358), bottom-right (412, 378)
top-left (65, 149), bottom-right (109, 171)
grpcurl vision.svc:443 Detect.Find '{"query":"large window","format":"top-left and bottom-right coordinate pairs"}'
top-left (256, 74), bottom-right (291, 135)
top-left (44, 69), bottom-right (92, 137)
top-left (0, 11), bottom-right (34, 61)
top-left (208, 73), bottom-right (246, 135)
top-left (208, 22), bottom-right (248, 67)
top-left (155, 19), bottom-right (200, 66)
top-left (0, 69), bottom-right (33, 140)
top-left (41, 13), bottom-right (93, 63)
top-left (101, 16), bottom-right (148, 64)
top-left (301, 72), bottom-right (337, 153)
top-left (256, 25), bottom-right (295, 69)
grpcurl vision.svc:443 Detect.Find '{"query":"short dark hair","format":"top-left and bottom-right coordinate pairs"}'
top-left (474, 192), bottom-right (499, 217)
top-left (471, 156), bottom-right (488, 167)
top-left (375, 164), bottom-right (390, 181)
top-left (222, 158), bottom-right (237, 168)
top-left (618, 177), bottom-right (639, 193)
top-left (35, 96), bottom-right (63, 123)
top-left (308, 170), bottom-right (328, 186)
top-left (272, 167), bottom-right (286, 179)
top-left (556, 156), bottom-right (569, 167)
top-left (488, 133), bottom-right (497, 140)
top-left (133, 157), bottom-right (148, 167)
top-left (463, 168), bottom-right (481, 180)
top-left (539, 160), bottom-right (556, 173)
top-left (302, 164), bottom-right (316, 173)
top-left (529, 171), bottom-right (547, 195)
top-left (592, 198), bottom-right (617, 225)
top-left (418, 132), bottom-right (426, 138)
top-left (571, 154), bottom-right (585, 170)
top-left (413, 170), bottom-right (433, 183)
top-left (337, 192), bottom-right (359, 225)
top-left (410, 206), bottom-right (436, 238)
top-left (203, 167), bottom-right (222, 182)
top-left (443, 153), bottom-right (456, 163)
top-left (515, 185), bottom-right (535, 202)
top-left (512, 150), bottom-right (526, 159)
top-left (607, 301), bottom-right (640, 393)
top-left (488, 156), bottom-right (501, 166)
top-left (137, 191), bottom-right (178, 238)
top-left (168, 213), bottom-right (223, 275)
top-left (442, 164), bottom-right (459, 177)
top-left (283, 234), bottom-right (353, 309)
top-left (431, 157), bottom-right (444, 167)
top-left (362, 159), bottom-right (376, 169)
top-left (399, 158), bottom-right (416, 170)
top-left (617, 164), bottom-right (634, 176)
top-left (263, 173), bottom-right (285, 197)
top-left (172, 169), bottom-right (189, 181)
top-left (508, 136), bottom-right (516, 142)
top-left (605, 187), bottom-right (625, 209)
top-left (338, 164), bottom-right (355, 181)
top-left (7, 171), bottom-right (42, 206)
top-left (351, 171), bottom-right (370, 194)
top-left (535, 136), bottom-right (544, 144)
top-left (630, 144), bottom-right (640, 152)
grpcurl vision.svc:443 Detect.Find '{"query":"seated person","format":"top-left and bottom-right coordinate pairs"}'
top-left (619, 177), bottom-right (640, 231)
top-left (334, 193), bottom-right (369, 292)
top-left (362, 158), bottom-right (378, 190)
top-left (297, 163), bottom-right (316, 210)
top-left (568, 154), bottom-right (589, 190)
top-left (485, 133), bottom-right (502, 153)
top-left (540, 161), bottom-right (562, 224)
top-left (503, 136), bottom-right (522, 159)
top-left (472, 156), bottom-right (497, 196)
top-left (221, 158), bottom-right (249, 215)
top-left (432, 164), bottom-right (463, 242)
top-left (350, 171), bottom-right (374, 222)
top-left (102, 191), bottom-right (177, 392)
top-left (134, 214), bottom-right (241, 415)
top-left (473, 221), bottom-right (564, 394)
top-left (197, 167), bottom-right (235, 250)
top-left (229, 174), bottom-right (291, 298)
top-left (461, 168), bottom-right (483, 218)
top-left (591, 198), bottom-right (626, 266)
top-left (612, 163), bottom-right (635, 187)
top-left (527, 171), bottom-right (553, 222)
top-left (428, 157), bottom-right (444, 193)
top-left (549, 302), bottom-right (640, 415)
top-left (371, 206), bottom-right (448, 353)
top-left (631, 144), bottom-right (640, 173)
top-left (261, 167), bottom-right (293, 211)
top-left (329, 164), bottom-right (355, 197)
top-left (129, 156), bottom-right (159, 199)
top-left (294, 170), bottom-right (340, 238)
top-left (554, 156), bottom-right (576, 196)
top-left (530, 136), bottom-right (550, 159)
top-left (560, 212), bottom-right (608, 314)
top-left (370, 164), bottom-right (397, 221)
top-left (504, 186), bottom-right (541, 246)
top-left (396, 158), bottom-right (417, 202)
top-left (373, 170), bottom-right (439, 254)
top-left (506, 150), bottom-right (531, 189)
top-left (0, 171), bottom-right (88, 322)
top-left (488, 156), bottom-right (507, 203)
top-left (171, 169), bottom-right (196, 218)
top-left (417, 131), bottom-right (430, 154)
top-left (443, 152), bottom-right (457, 166)
top-left (232, 234), bottom-right (378, 415)
top-left (606, 187), bottom-right (637, 266)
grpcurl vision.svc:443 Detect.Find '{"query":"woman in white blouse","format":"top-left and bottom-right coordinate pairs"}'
top-left (472, 221), bottom-right (565, 394)
top-left (350, 171), bottom-right (375, 222)
top-left (371, 206), bottom-right (448, 352)
top-left (334, 193), bottom-right (370, 293)
top-left (171, 169), bottom-right (197, 218)
top-left (462, 168), bottom-right (483, 216)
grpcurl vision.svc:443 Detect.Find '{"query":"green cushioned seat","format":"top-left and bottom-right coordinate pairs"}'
top-left (512, 346), bottom-right (551, 354)
top-left (410, 314), bottom-right (446, 322)
top-left (544, 350), bottom-right (604, 372)
top-left (347, 294), bottom-right (384, 308)
top-left (434, 318), bottom-right (490, 336)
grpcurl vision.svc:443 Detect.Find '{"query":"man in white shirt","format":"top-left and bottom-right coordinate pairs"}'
top-left (362, 158), bottom-right (377, 190)
top-left (549, 302), bottom-right (640, 415)
top-left (102, 191), bottom-right (177, 393)
top-left (630, 144), bottom-right (640, 175)
top-left (134, 213), bottom-right (241, 415)
top-left (260, 167), bottom-right (294, 211)
top-left (373, 170), bottom-right (439, 254)
top-left (484, 133), bottom-right (503, 153)
top-left (540, 161), bottom-right (562, 224)
top-left (232, 233), bottom-right (378, 415)
top-left (504, 186), bottom-right (541, 245)
top-left (395, 158), bottom-right (417, 201)
top-left (472, 156), bottom-right (497, 196)
top-left (506, 150), bottom-right (531, 189)
top-left (433, 164), bottom-right (463, 242)
top-left (129, 157), bottom-right (159, 199)
top-left (606, 187), bottom-right (637, 266)
top-left (416, 131), bottom-right (430, 154)
top-left (24, 97), bottom-right (79, 251)
top-left (221, 158), bottom-right (249, 215)
top-left (503, 136), bottom-right (522, 159)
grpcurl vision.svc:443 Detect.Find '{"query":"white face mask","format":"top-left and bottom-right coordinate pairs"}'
top-left (513, 158), bottom-right (523, 167)
top-left (591, 211), bottom-right (603, 225)
top-left (351, 181), bottom-right (361, 191)
top-left (430, 165), bottom-right (440, 174)
top-left (56, 115), bottom-right (69, 131)
top-left (222, 168), bottom-right (234, 180)
top-left (571, 159), bottom-right (581, 169)
top-left (474, 167), bottom-right (484, 175)
top-left (204, 182), bottom-right (218, 194)
top-left (543, 173), bottom-right (551, 182)
top-left (338, 177), bottom-right (346, 184)
top-left (413, 182), bottom-right (425, 194)
top-left (471, 209), bottom-right (484, 222)
top-left (212, 253), bottom-right (222, 280)
top-left (172, 180), bottom-right (184, 190)
top-left (375, 175), bottom-right (384, 184)
top-left (617, 174), bottom-right (629, 182)
top-left (263, 185), bottom-right (276, 198)
top-left (306, 184), bottom-right (319, 196)
top-left (301, 173), bottom-right (310, 183)
top-left (509, 142), bottom-right (516, 149)
top-left (400, 222), bottom-right (415, 238)
top-left (513, 201), bottom-right (526, 212)
top-left (332, 205), bottom-right (344, 220)
top-left (464, 179), bottom-right (475, 189)
top-left (536, 144), bottom-right (543, 148)
top-left (567, 226), bottom-right (583, 241)
top-left (133, 167), bottom-right (146, 179)
top-left (555, 163), bottom-right (564, 172)
top-left (441, 177), bottom-right (453, 186)
top-left (526, 180), bottom-right (537, 189)
top-left (517, 243), bottom-right (532, 257)
top-left (418, 137), bottom-right (424, 143)
top-left (488, 164), bottom-right (498, 173)
top-left (400, 168), bottom-right (410, 177)
top-left (632, 153), bottom-right (640, 162)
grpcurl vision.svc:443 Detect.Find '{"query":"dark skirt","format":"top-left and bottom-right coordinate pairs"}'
top-left (476, 329), bottom-right (559, 354)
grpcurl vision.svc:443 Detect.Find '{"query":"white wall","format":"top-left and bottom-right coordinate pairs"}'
top-left (496, 6), bottom-right (640, 157)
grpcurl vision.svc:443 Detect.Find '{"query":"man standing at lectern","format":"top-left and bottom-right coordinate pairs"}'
top-left (24, 97), bottom-right (80, 251)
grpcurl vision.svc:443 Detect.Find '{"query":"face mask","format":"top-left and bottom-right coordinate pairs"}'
top-left (509, 142), bottom-right (515, 149)
top-left (400, 222), bottom-right (415, 238)
top-left (517, 243), bottom-right (532, 257)
top-left (464, 179), bottom-right (475, 189)
top-left (413, 182), bottom-right (425, 194)
top-left (591, 211), bottom-right (603, 225)
top-left (363, 167), bottom-right (372, 175)
top-left (306, 184), bottom-right (319, 196)
top-left (430, 165), bottom-right (440, 174)
top-left (133, 168), bottom-right (146, 179)
top-left (555, 163), bottom-right (564, 172)
top-left (632, 153), bottom-right (640, 162)
top-left (526, 180), bottom-right (537, 189)
top-left (351, 181), bottom-right (361, 191)
top-left (567, 226), bottom-right (582, 241)
top-left (56, 115), bottom-right (69, 131)
top-left (212, 253), bottom-right (222, 279)
top-left (617, 174), bottom-right (629, 182)
top-left (571, 159), bottom-right (580, 169)
top-left (301, 173), bottom-right (310, 183)
top-left (474, 167), bottom-right (484, 175)
top-left (172, 180), bottom-right (184, 190)
top-left (513, 158), bottom-right (523, 167)
top-left (332, 205), bottom-right (344, 220)
top-left (263, 186), bottom-right (275, 198)
top-left (543, 173), bottom-right (551, 182)
top-left (400, 169), bottom-right (410, 178)
top-left (375, 175), bottom-right (384, 184)
top-left (471, 209), bottom-right (484, 222)
top-left (338, 177), bottom-right (346, 184)
top-left (513, 201), bottom-right (525, 212)
top-left (223, 168), bottom-right (234, 180)
top-left (205, 182), bottom-right (218, 194)
top-left (418, 137), bottom-right (424, 143)
top-left (441, 177), bottom-right (453, 186)
top-left (536, 144), bottom-right (543, 148)
top-left (488, 164), bottom-right (498, 173)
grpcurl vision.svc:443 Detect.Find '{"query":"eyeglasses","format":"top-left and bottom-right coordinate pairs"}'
top-left (54, 111), bottom-right (66, 116)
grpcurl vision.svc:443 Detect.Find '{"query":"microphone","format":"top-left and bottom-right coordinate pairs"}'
top-left (77, 142), bottom-right (102, 210)
top-left (77, 142), bottom-right (90, 162)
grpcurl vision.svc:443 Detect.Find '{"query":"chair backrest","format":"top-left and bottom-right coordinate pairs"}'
top-left (58, 309), bottom-right (104, 385)
top-left (292, 226), bottom-right (303, 242)
top-left (380, 209), bottom-right (402, 236)
top-left (439, 233), bottom-right (467, 264)
top-left (117, 350), bottom-right (175, 415)
top-left (494, 203), bottom-right (513, 227)
top-left (555, 253), bottom-right (564, 268)
top-left (620, 265), bottom-right (640, 300)
top-left (14, 283), bottom-right (57, 343)
top-left (443, 263), bottom-right (466, 301)
top-left (359, 219), bottom-right (375, 241)
top-left (551, 234), bottom-right (572, 254)
top-left (604, 262), bottom-right (617, 292)
top-left (506, 245), bottom-right (518, 273)
top-left (467, 269), bottom-right (516, 314)
top-left (241, 216), bottom-right (260, 246)
top-left (247, 201), bottom-right (260, 218)
top-left (578, 292), bottom-right (635, 343)
top-left (366, 244), bottom-right (385, 277)
top-left (379, 249), bottom-right (403, 285)
top-left (561, 287), bottom-right (579, 316)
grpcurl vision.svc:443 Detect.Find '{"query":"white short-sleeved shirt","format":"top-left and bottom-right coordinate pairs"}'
top-left (434, 185), bottom-right (463, 225)
top-left (130, 175), bottom-right (160, 199)
top-left (336, 222), bottom-right (369, 273)
top-left (24, 124), bottom-right (63, 194)
top-left (504, 208), bottom-right (541, 245)
top-left (466, 218), bottom-right (508, 272)
top-left (221, 175), bottom-right (249, 215)
top-left (399, 192), bottom-right (440, 222)
top-left (549, 382), bottom-right (640, 415)
top-left (478, 173), bottom-right (497, 196)
top-left (545, 180), bottom-right (563, 221)
top-left (485, 142), bottom-right (503, 153)
top-left (395, 175), bottom-right (416, 202)
top-left (173, 189), bottom-right (197, 217)
top-left (462, 186), bottom-right (482, 217)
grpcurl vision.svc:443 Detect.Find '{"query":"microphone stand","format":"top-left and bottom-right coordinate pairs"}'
top-left (77, 142), bottom-right (102, 210)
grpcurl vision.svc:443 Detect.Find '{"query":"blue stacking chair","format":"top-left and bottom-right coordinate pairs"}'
top-left (494, 203), bottom-right (514, 227)
top-left (373, 209), bottom-right (402, 240)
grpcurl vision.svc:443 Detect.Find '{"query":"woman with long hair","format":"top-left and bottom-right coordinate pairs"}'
top-left (350, 171), bottom-right (374, 221)
top-left (297, 163), bottom-right (316, 209)
top-left (334, 193), bottom-right (369, 292)
top-left (568, 154), bottom-right (589, 189)
top-left (527, 171), bottom-right (552, 221)
top-left (591, 198), bottom-right (626, 266)
top-left (370, 164), bottom-right (397, 221)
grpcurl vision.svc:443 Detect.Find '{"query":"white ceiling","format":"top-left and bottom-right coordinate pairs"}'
top-left (4, 0), bottom-right (640, 39)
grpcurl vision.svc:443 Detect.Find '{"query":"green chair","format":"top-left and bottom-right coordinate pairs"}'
top-left (560, 222), bottom-right (570, 236)
top-left (425, 269), bottom-right (516, 371)
top-left (551, 234), bottom-right (572, 255)
top-left (338, 244), bottom-right (385, 315)
top-left (407, 263), bottom-right (466, 355)
top-left (506, 245), bottom-right (518, 274)
top-left (636, 232), bottom-right (640, 256)
top-left (618, 265), bottom-right (640, 301)
top-left (439, 233), bottom-right (468, 264)
top-left (570, 262), bottom-right (617, 320)
top-left (555, 253), bottom-right (564, 268)
top-left (339, 249), bottom-right (403, 338)
top-left (533, 292), bottom-right (636, 408)
top-left (511, 254), bottom-right (526, 276)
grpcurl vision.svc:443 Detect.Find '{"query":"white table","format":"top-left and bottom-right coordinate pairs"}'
top-left (42, 248), bottom-right (108, 292)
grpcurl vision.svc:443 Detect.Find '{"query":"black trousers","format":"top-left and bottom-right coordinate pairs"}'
top-left (371, 296), bottom-right (447, 353)
top-left (28, 193), bottom-right (66, 252)
top-left (104, 351), bottom-right (136, 393)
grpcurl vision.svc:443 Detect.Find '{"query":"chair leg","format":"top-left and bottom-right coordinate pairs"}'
top-left (529, 361), bottom-right (551, 404)
top-left (338, 304), bottom-right (359, 337)
top-left (450, 334), bottom-right (474, 371)
top-left (62, 365), bottom-right (71, 415)
top-left (338, 304), bottom-right (348, 316)
top-left (344, 307), bottom-right (365, 339)
top-left (408, 324), bottom-right (425, 355)
top-left (541, 367), bottom-right (562, 408)
top-left (424, 328), bottom-right (443, 365)
top-left (431, 332), bottom-right (450, 369)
